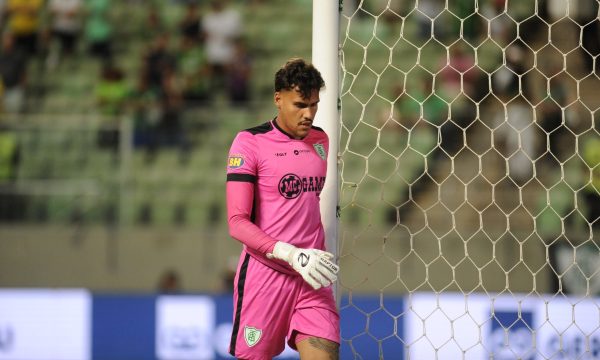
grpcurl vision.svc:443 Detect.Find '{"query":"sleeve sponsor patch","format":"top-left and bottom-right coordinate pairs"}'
top-left (227, 154), bottom-right (245, 169)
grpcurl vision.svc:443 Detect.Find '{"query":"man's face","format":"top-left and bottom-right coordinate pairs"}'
top-left (274, 87), bottom-right (320, 139)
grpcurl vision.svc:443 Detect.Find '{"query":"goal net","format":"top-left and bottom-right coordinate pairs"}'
top-left (337, 0), bottom-right (600, 358)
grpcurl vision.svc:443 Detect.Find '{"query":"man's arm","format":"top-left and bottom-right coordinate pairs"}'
top-left (225, 130), bottom-right (338, 290)
top-left (226, 179), bottom-right (338, 290)
top-left (226, 179), bottom-right (277, 254)
top-left (226, 130), bottom-right (277, 253)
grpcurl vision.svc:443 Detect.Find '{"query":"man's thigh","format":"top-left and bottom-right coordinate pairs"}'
top-left (230, 253), bottom-right (302, 359)
top-left (296, 336), bottom-right (339, 360)
top-left (288, 284), bottom-right (340, 349)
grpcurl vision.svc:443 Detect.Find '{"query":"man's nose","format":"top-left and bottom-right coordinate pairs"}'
top-left (305, 108), bottom-right (316, 119)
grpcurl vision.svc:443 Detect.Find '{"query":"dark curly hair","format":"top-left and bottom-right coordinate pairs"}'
top-left (274, 58), bottom-right (325, 99)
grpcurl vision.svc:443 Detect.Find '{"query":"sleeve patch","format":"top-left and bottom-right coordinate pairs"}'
top-left (228, 154), bottom-right (246, 169)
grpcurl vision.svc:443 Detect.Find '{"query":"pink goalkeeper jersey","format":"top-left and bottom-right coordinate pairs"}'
top-left (226, 119), bottom-right (329, 275)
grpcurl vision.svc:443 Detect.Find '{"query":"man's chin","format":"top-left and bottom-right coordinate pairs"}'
top-left (297, 129), bottom-right (310, 138)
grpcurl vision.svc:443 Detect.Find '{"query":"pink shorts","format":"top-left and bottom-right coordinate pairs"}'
top-left (229, 251), bottom-right (340, 359)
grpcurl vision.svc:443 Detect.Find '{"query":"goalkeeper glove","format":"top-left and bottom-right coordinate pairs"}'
top-left (267, 242), bottom-right (339, 290)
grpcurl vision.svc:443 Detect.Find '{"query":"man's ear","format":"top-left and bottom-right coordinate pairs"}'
top-left (274, 91), bottom-right (281, 109)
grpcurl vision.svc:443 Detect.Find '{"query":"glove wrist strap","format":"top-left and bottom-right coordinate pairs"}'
top-left (272, 241), bottom-right (295, 264)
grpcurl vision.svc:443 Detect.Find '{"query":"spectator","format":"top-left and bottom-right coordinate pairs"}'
top-left (439, 44), bottom-right (479, 153)
top-left (439, 44), bottom-right (476, 99)
top-left (137, 35), bottom-right (186, 157)
top-left (95, 63), bottom-right (128, 153)
top-left (481, 0), bottom-right (511, 41)
top-left (419, 0), bottom-right (442, 40)
top-left (492, 43), bottom-right (531, 100)
top-left (0, 122), bottom-right (24, 222)
top-left (177, 34), bottom-right (210, 106)
top-left (46, 0), bottom-right (83, 69)
top-left (493, 96), bottom-right (538, 184)
top-left (538, 69), bottom-right (575, 164)
top-left (84, 0), bottom-right (113, 63)
top-left (546, 0), bottom-right (599, 75)
top-left (95, 62), bottom-right (129, 116)
top-left (129, 77), bottom-right (162, 159)
top-left (0, 1), bottom-right (6, 30)
top-left (0, 32), bottom-right (27, 114)
top-left (178, 2), bottom-right (202, 44)
top-left (226, 37), bottom-right (252, 106)
top-left (394, 79), bottom-right (446, 128)
top-left (577, 1), bottom-right (600, 75)
top-left (384, 81), bottom-right (440, 225)
top-left (140, 33), bottom-right (176, 97)
top-left (155, 92), bottom-right (185, 152)
top-left (5, 0), bottom-right (43, 59)
top-left (201, 0), bottom-right (242, 92)
top-left (144, 4), bottom-right (165, 39)
top-left (157, 269), bottom-right (182, 294)
top-left (581, 134), bottom-right (600, 230)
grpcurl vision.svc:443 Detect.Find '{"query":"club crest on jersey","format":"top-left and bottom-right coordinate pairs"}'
top-left (228, 154), bottom-right (245, 169)
top-left (279, 173), bottom-right (325, 199)
top-left (313, 143), bottom-right (326, 160)
top-left (244, 326), bottom-right (262, 347)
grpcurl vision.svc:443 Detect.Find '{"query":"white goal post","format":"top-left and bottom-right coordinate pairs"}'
top-left (312, 1), bottom-right (341, 270)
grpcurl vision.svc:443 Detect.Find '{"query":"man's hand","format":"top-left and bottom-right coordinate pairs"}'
top-left (267, 242), bottom-right (339, 290)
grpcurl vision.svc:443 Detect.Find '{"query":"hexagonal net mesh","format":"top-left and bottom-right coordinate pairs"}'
top-left (337, 0), bottom-right (600, 357)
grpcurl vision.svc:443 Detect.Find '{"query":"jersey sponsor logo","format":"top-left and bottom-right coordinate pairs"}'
top-left (293, 149), bottom-right (311, 156)
top-left (244, 326), bottom-right (262, 347)
top-left (228, 154), bottom-right (245, 169)
top-left (278, 174), bottom-right (326, 199)
top-left (279, 174), bottom-right (302, 199)
top-left (275, 152), bottom-right (287, 157)
top-left (313, 143), bottom-right (326, 160)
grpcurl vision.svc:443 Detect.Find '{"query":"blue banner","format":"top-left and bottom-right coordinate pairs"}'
top-left (2, 290), bottom-right (599, 359)
top-left (90, 293), bottom-right (403, 359)
top-left (92, 294), bottom-right (156, 360)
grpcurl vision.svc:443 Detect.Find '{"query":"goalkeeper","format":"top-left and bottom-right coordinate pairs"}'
top-left (226, 58), bottom-right (340, 359)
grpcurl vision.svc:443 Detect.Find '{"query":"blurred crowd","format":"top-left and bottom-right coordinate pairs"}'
top-left (359, 0), bottom-right (600, 233)
top-left (0, 0), bottom-right (263, 223)
top-left (0, 0), bottom-right (254, 158)
top-left (0, 0), bottom-right (598, 232)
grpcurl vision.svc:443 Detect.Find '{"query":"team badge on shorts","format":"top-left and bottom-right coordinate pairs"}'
top-left (313, 143), bottom-right (326, 160)
top-left (244, 325), bottom-right (262, 347)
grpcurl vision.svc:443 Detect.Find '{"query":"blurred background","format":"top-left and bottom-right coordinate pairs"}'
top-left (0, 0), bottom-right (600, 357)
top-left (0, 0), bottom-right (595, 296)
top-left (0, 0), bottom-right (314, 293)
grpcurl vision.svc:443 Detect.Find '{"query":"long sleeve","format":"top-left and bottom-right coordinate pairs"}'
top-left (226, 178), bottom-right (277, 254)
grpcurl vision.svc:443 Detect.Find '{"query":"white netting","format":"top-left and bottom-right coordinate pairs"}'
top-left (338, 0), bottom-right (600, 358)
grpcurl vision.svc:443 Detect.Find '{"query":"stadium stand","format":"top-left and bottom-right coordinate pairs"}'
top-left (1, 0), bottom-right (598, 294)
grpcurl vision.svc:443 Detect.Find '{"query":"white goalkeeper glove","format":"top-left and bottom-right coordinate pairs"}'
top-left (267, 241), bottom-right (339, 290)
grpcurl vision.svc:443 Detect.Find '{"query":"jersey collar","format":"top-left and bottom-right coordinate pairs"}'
top-left (272, 117), bottom-right (304, 140)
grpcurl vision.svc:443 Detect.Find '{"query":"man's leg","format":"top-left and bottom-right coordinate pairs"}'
top-left (229, 252), bottom-right (299, 358)
top-left (288, 284), bottom-right (340, 359)
top-left (296, 336), bottom-right (339, 360)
